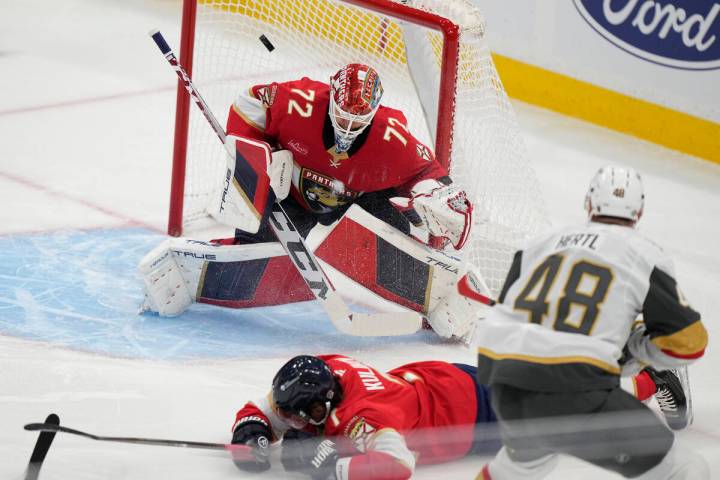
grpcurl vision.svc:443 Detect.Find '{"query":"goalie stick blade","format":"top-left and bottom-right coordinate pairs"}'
top-left (24, 413), bottom-right (60, 480)
top-left (319, 289), bottom-right (422, 336)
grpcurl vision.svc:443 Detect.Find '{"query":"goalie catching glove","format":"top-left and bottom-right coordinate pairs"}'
top-left (390, 179), bottom-right (473, 250)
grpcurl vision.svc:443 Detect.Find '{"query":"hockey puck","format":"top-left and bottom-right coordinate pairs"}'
top-left (259, 34), bottom-right (275, 52)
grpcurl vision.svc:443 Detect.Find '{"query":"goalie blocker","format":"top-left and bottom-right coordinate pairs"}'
top-left (140, 205), bottom-right (492, 341)
top-left (210, 135), bottom-right (292, 234)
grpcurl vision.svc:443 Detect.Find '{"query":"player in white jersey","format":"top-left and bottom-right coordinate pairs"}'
top-left (475, 166), bottom-right (709, 479)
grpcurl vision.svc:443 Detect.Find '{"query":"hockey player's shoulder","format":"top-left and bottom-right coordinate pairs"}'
top-left (627, 229), bottom-right (675, 272)
top-left (258, 78), bottom-right (328, 107)
top-left (279, 77), bottom-right (329, 94)
top-left (376, 104), bottom-right (407, 121)
top-left (628, 229), bottom-right (665, 255)
top-left (371, 107), bottom-right (433, 160)
top-left (531, 222), bottom-right (635, 254)
top-left (527, 225), bottom-right (573, 250)
top-left (373, 105), bottom-right (410, 134)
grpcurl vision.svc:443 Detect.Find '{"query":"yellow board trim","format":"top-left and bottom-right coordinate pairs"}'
top-left (199, 0), bottom-right (406, 63)
top-left (477, 346), bottom-right (620, 375)
top-left (492, 54), bottom-right (720, 165)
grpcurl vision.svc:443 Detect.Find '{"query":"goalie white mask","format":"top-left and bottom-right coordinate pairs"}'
top-left (329, 64), bottom-right (383, 153)
top-left (585, 165), bottom-right (644, 223)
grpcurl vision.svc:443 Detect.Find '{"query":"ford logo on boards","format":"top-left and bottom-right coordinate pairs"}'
top-left (573, 0), bottom-right (720, 70)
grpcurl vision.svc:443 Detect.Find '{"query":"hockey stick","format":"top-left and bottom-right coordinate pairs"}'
top-left (148, 29), bottom-right (422, 336)
top-left (457, 273), bottom-right (496, 306)
top-left (24, 422), bottom-right (254, 458)
top-left (24, 413), bottom-right (59, 480)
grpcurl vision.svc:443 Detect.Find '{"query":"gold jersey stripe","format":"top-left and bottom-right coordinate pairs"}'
top-left (477, 346), bottom-right (620, 375)
top-left (651, 320), bottom-right (708, 357)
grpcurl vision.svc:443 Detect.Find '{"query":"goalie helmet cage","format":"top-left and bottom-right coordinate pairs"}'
top-left (168, 0), bottom-right (549, 296)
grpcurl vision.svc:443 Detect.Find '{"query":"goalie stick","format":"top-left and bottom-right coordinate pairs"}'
top-left (24, 413), bottom-right (59, 480)
top-left (148, 29), bottom-right (422, 336)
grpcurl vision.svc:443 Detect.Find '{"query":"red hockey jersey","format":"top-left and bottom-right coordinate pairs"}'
top-left (226, 78), bottom-right (447, 215)
top-left (232, 354), bottom-right (478, 480)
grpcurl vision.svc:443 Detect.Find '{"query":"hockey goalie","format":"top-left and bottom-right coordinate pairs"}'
top-left (140, 63), bottom-right (488, 341)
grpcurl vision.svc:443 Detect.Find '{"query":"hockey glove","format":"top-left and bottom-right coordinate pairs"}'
top-left (390, 179), bottom-right (473, 250)
top-left (619, 321), bottom-right (649, 376)
top-left (231, 418), bottom-right (272, 472)
top-left (281, 429), bottom-right (339, 480)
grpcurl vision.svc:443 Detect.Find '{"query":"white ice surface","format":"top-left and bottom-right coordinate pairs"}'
top-left (1, 1), bottom-right (719, 479)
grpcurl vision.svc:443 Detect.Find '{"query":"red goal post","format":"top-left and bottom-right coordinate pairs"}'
top-left (167, 0), bottom-right (548, 296)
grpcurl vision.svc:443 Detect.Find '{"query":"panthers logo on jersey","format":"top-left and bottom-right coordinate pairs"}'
top-left (298, 168), bottom-right (359, 214)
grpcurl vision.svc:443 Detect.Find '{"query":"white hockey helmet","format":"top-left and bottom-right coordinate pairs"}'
top-left (585, 166), bottom-right (644, 223)
top-left (329, 63), bottom-right (383, 153)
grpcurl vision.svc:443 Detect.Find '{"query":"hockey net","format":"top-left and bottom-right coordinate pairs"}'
top-left (169, 0), bottom-right (549, 296)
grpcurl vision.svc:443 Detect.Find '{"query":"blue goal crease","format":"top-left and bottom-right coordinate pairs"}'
top-left (0, 228), bottom-right (431, 360)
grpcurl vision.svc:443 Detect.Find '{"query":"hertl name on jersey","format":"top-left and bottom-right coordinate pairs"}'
top-left (555, 232), bottom-right (600, 250)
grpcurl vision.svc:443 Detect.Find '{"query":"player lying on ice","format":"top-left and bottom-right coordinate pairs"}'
top-left (140, 63), bottom-right (479, 341)
top-left (475, 166), bottom-right (709, 479)
top-left (228, 352), bottom-right (695, 480)
top-left (230, 354), bottom-right (499, 479)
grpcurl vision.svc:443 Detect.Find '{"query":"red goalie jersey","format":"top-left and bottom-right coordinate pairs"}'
top-left (232, 354), bottom-right (485, 479)
top-left (226, 77), bottom-right (447, 215)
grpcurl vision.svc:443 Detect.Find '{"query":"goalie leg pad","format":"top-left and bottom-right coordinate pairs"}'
top-left (139, 238), bottom-right (312, 315)
top-left (314, 204), bottom-right (459, 315)
top-left (139, 240), bottom-right (194, 317)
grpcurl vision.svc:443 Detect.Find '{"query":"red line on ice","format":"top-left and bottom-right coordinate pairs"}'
top-left (0, 171), bottom-right (163, 233)
top-left (0, 86), bottom-right (174, 116)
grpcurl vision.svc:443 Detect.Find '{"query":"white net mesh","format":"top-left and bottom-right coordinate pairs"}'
top-left (180, 0), bottom-right (549, 296)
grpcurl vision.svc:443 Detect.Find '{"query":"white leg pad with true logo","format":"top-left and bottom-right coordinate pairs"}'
top-left (139, 237), bottom-right (286, 316)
